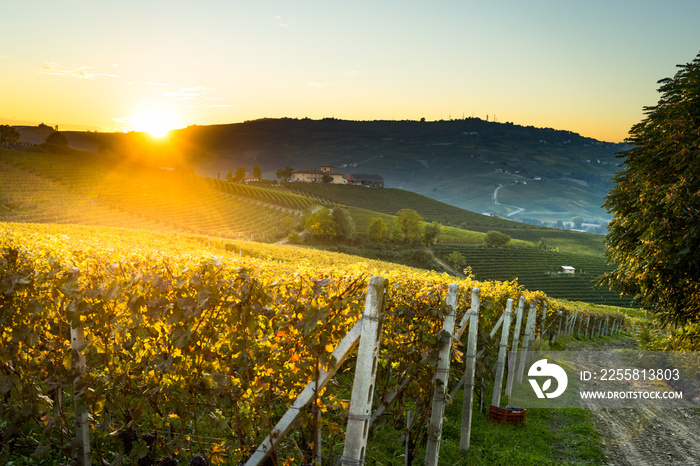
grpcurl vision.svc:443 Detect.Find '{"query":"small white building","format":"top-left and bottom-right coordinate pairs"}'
top-left (560, 266), bottom-right (575, 274)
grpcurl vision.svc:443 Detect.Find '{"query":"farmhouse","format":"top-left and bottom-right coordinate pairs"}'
top-left (345, 173), bottom-right (384, 188)
top-left (291, 165), bottom-right (347, 184)
top-left (559, 266), bottom-right (576, 274)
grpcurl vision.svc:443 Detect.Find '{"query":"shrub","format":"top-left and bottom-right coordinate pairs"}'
top-left (367, 217), bottom-right (388, 243)
top-left (483, 230), bottom-right (511, 247)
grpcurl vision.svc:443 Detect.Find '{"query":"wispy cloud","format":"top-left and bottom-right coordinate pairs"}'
top-left (308, 82), bottom-right (330, 88)
top-left (346, 70), bottom-right (359, 78)
top-left (39, 65), bottom-right (120, 79)
top-left (275, 15), bottom-right (296, 27)
top-left (152, 84), bottom-right (231, 110)
top-left (147, 82), bottom-right (169, 86)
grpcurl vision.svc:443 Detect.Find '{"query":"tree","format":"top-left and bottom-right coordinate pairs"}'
top-left (45, 131), bottom-right (68, 146)
top-left (253, 164), bottom-right (262, 179)
top-left (276, 167), bottom-right (294, 182)
top-left (421, 221), bottom-right (440, 246)
top-left (0, 125), bottom-right (20, 144)
top-left (322, 174), bottom-right (333, 184)
top-left (304, 208), bottom-right (336, 239)
top-left (483, 230), bottom-right (511, 247)
top-left (331, 207), bottom-right (355, 241)
top-left (233, 166), bottom-right (246, 183)
top-left (367, 217), bottom-right (388, 243)
top-left (394, 208), bottom-right (423, 243)
top-left (602, 52), bottom-right (700, 325)
top-left (447, 251), bottom-right (466, 268)
top-left (572, 216), bottom-right (584, 229)
top-left (225, 171), bottom-right (234, 182)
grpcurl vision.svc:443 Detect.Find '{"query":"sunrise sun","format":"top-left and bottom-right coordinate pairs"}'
top-left (132, 108), bottom-right (181, 138)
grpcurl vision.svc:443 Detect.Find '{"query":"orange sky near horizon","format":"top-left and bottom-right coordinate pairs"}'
top-left (2, 1), bottom-right (700, 143)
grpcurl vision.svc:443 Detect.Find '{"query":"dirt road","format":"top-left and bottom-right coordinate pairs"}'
top-left (565, 337), bottom-right (700, 466)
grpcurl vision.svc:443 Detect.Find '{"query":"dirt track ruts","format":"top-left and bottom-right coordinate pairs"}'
top-left (565, 337), bottom-right (700, 466)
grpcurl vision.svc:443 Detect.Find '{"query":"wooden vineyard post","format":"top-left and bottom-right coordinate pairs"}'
top-left (585, 315), bottom-right (591, 339)
top-left (492, 298), bottom-right (513, 407)
top-left (460, 287), bottom-right (480, 452)
top-left (567, 311), bottom-right (574, 336)
top-left (71, 318), bottom-right (91, 466)
top-left (425, 283), bottom-right (459, 466)
top-left (561, 310), bottom-right (568, 337)
top-left (315, 408), bottom-right (322, 466)
top-left (505, 296), bottom-right (525, 397)
top-left (245, 276), bottom-right (386, 466)
top-left (575, 313), bottom-right (582, 339)
top-left (555, 306), bottom-right (563, 341)
top-left (516, 300), bottom-right (538, 384)
top-left (539, 301), bottom-right (548, 345)
top-left (341, 276), bottom-right (388, 465)
top-left (405, 412), bottom-right (414, 466)
top-left (550, 309), bottom-right (561, 344)
top-left (604, 316), bottom-right (610, 336)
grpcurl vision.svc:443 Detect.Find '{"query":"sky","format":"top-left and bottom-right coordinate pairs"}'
top-left (2, 1), bottom-right (699, 142)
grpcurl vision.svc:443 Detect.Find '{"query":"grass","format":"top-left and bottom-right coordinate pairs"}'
top-left (366, 391), bottom-right (606, 465)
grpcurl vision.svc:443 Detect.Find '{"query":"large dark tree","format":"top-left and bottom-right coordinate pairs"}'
top-left (45, 131), bottom-right (68, 146)
top-left (602, 52), bottom-right (700, 325)
top-left (0, 125), bottom-right (20, 144)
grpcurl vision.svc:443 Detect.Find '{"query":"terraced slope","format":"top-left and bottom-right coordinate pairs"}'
top-left (433, 244), bottom-right (633, 307)
top-left (0, 148), bottom-right (308, 241)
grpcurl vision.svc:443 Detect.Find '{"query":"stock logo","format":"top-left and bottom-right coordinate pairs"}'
top-left (528, 359), bottom-right (568, 399)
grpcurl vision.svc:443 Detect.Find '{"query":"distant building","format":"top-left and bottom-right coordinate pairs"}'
top-left (345, 173), bottom-right (384, 188)
top-left (291, 165), bottom-right (347, 184)
top-left (560, 266), bottom-right (576, 274)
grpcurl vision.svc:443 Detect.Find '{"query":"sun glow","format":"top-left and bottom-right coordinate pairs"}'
top-left (132, 108), bottom-right (182, 138)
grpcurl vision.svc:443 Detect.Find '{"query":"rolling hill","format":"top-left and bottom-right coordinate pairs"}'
top-left (0, 142), bottom-right (633, 308)
top-left (28, 117), bottom-right (627, 227)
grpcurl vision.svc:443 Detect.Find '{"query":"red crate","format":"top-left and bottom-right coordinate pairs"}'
top-left (488, 405), bottom-right (526, 425)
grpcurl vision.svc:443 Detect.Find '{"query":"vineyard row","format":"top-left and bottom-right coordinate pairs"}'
top-left (0, 227), bottom-right (631, 465)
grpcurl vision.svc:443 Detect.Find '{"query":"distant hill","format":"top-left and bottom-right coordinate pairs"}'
top-left (18, 117), bottom-right (627, 226)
